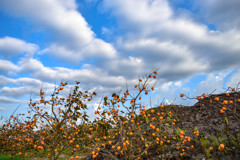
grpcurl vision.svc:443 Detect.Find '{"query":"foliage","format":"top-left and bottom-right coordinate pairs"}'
top-left (0, 71), bottom-right (239, 160)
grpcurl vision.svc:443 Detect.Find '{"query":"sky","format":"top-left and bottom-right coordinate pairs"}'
top-left (0, 0), bottom-right (240, 119)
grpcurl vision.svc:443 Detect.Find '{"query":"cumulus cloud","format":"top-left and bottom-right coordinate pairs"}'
top-left (0, 0), bottom-right (117, 62)
top-left (101, 0), bottom-right (240, 81)
top-left (195, 0), bottom-right (240, 31)
top-left (194, 72), bottom-right (229, 96)
top-left (31, 62), bottom-right (128, 89)
top-left (44, 39), bottom-right (117, 62)
top-left (0, 0), bottom-right (240, 112)
top-left (0, 87), bottom-right (28, 98)
top-left (226, 69), bottom-right (240, 88)
top-left (0, 76), bottom-right (42, 87)
top-left (102, 0), bottom-right (172, 31)
top-left (0, 36), bottom-right (38, 58)
top-left (0, 76), bottom-right (15, 87)
top-left (0, 107), bottom-right (6, 111)
top-left (18, 58), bottom-right (45, 73)
top-left (0, 75), bottom-right (60, 99)
top-left (0, 96), bottom-right (24, 104)
top-left (0, 59), bottom-right (19, 75)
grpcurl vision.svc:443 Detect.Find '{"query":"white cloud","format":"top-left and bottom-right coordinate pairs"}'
top-left (0, 96), bottom-right (24, 104)
top-left (226, 69), bottom-right (240, 88)
top-left (0, 36), bottom-right (38, 58)
top-left (194, 71), bottom-right (230, 96)
top-left (0, 76), bottom-right (15, 87)
top-left (102, 0), bottom-right (172, 30)
top-left (0, 59), bottom-right (19, 75)
top-left (44, 39), bottom-right (117, 62)
top-left (18, 58), bottom-right (45, 73)
top-left (101, 0), bottom-right (240, 80)
top-left (0, 76), bottom-right (42, 87)
top-left (0, 0), bottom-right (117, 62)
top-left (0, 87), bottom-right (28, 98)
top-left (195, 0), bottom-right (240, 31)
top-left (32, 64), bottom-right (127, 89)
top-left (0, 0), bottom-right (240, 112)
top-left (0, 75), bottom-right (60, 99)
top-left (0, 107), bottom-right (6, 111)
top-left (101, 27), bottom-right (113, 38)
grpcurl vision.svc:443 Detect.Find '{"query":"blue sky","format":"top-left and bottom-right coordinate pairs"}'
top-left (0, 0), bottom-right (240, 119)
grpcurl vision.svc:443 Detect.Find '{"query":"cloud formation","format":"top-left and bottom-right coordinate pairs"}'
top-left (0, 0), bottom-right (240, 113)
top-left (196, 0), bottom-right (240, 31)
top-left (102, 0), bottom-right (240, 80)
top-left (0, 0), bottom-right (117, 62)
top-left (0, 36), bottom-right (38, 58)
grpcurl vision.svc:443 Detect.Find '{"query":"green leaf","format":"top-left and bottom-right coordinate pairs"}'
top-left (145, 116), bottom-right (149, 123)
top-left (224, 117), bottom-right (229, 126)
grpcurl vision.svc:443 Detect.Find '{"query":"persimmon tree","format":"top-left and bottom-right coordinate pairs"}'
top-left (84, 71), bottom-right (195, 160)
top-left (1, 71), bottom-right (238, 159)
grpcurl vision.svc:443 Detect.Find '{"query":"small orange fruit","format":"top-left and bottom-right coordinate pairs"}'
top-left (223, 100), bottom-right (228, 105)
top-left (180, 131), bottom-right (184, 135)
top-left (202, 94), bottom-right (207, 98)
top-left (218, 144), bottom-right (224, 151)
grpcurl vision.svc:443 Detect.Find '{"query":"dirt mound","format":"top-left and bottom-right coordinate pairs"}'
top-left (168, 92), bottom-right (240, 159)
top-left (173, 92), bottom-right (240, 136)
top-left (84, 92), bottom-right (240, 160)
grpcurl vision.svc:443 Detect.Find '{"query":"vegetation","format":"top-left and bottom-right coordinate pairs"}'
top-left (0, 71), bottom-right (239, 159)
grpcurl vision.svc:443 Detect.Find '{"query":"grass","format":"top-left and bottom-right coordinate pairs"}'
top-left (0, 154), bottom-right (22, 160)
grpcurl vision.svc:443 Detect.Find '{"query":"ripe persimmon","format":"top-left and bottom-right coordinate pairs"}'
top-left (202, 94), bottom-right (207, 98)
top-left (180, 131), bottom-right (184, 135)
top-left (218, 144), bottom-right (224, 151)
top-left (223, 100), bottom-right (228, 105)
